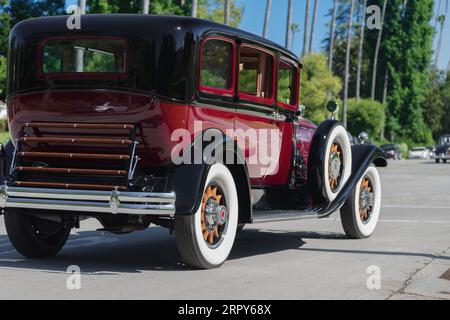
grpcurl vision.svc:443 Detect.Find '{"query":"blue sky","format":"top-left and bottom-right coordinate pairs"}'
top-left (65, 0), bottom-right (449, 70)
top-left (236, 0), bottom-right (449, 70)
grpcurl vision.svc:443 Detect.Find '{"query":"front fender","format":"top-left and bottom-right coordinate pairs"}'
top-left (318, 144), bottom-right (387, 217)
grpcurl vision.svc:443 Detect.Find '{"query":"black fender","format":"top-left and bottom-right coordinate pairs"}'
top-left (307, 120), bottom-right (387, 212)
top-left (317, 144), bottom-right (387, 217)
top-left (169, 129), bottom-right (252, 223)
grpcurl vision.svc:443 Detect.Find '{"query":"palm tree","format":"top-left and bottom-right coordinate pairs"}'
top-left (224, 0), bottom-right (231, 25)
top-left (263, 0), bottom-right (272, 38)
top-left (370, 0), bottom-right (388, 100)
top-left (328, 0), bottom-right (338, 71)
top-left (286, 0), bottom-right (294, 49)
top-left (342, 0), bottom-right (355, 128)
top-left (78, 0), bottom-right (86, 13)
top-left (191, 0), bottom-right (198, 17)
top-left (302, 0), bottom-right (311, 56)
top-left (290, 23), bottom-right (300, 50)
top-left (309, 0), bottom-right (320, 53)
top-left (141, 0), bottom-right (150, 14)
top-left (356, 0), bottom-right (367, 101)
top-left (435, 0), bottom-right (448, 68)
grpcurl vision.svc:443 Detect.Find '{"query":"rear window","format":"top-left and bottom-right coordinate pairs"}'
top-left (40, 38), bottom-right (127, 76)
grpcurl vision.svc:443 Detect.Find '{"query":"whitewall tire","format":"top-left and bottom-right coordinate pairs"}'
top-left (323, 125), bottom-right (352, 202)
top-left (340, 166), bottom-right (381, 239)
top-left (175, 163), bottom-right (239, 269)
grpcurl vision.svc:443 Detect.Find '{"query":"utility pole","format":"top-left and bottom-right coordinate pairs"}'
top-left (342, 0), bottom-right (355, 128)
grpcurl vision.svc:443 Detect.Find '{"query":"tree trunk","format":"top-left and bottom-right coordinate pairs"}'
top-left (435, 0), bottom-right (448, 67)
top-left (302, 0), bottom-right (311, 56)
top-left (78, 0), bottom-right (86, 13)
top-left (224, 0), bottom-right (231, 25)
top-left (263, 0), bottom-right (272, 38)
top-left (370, 0), bottom-right (388, 100)
top-left (141, 0), bottom-right (150, 14)
top-left (356, 0), bottom-right (367, 101)
top-left (342, 0), bottom-right (355, 128)
top-left (328, 0), bottom-right (338, 72)
top-left (309, 0), bottom-right (319, 53)
top-left (285, 0), bottom-right (293, 49)
top-left (191, 0), bottom-right (198, 17)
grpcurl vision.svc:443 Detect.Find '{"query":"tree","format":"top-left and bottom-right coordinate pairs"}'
top-left (342, 0), bottom-right (355, 128)
top-left (290, 23), bottom-right (300, 50)
top-left (197, 0), bottom-right (243, 27)
top-left (356, 0), bottom-right (367, 100)
top-left (309, 0), bottom-right (320, 53)
top-left (300, 54), bottom-right (342, 124)
top-left (285, 0), bottom-right (294, 49)
top-left (224, 0), bottom-right (231, 25)
top-left (141, 0), bottom-right (150, 14)
top-left (346, 98), bottom-right (385, 140)
top-left (370, 0), bottom-right (387, 100)
top-left (328, 0), bottom-right (338, 71)
top-left (262, 0), bottom-right (272, 38)
top-left (434, 0), bottom-right (448, 67)
top-left (303, 0), bottom-right (311, 56)
top-left (191, 0), bottom-right (198, 17)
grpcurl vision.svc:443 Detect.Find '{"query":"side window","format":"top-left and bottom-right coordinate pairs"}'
top-left (200, 38), bottom-right (234, 94)
top-left (238, 46), bottom-right (274, 103)
top-left (277, 59), bottom-right (298, 109)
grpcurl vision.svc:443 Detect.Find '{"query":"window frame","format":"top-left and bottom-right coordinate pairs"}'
top-left (277, 56), bottom-right (299, 111)
top-left (238, 44), bottom-right (276, 106)
top-left (36, 35), bottom-right (129, 81)
top-left (198, 36), bottom-right (236, 97)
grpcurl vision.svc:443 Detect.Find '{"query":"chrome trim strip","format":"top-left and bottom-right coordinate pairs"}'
top-left (0, 186), bottom-right (176, 216)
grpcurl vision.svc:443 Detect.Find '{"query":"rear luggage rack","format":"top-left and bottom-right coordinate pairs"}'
top-left (0, 122), bottom-right (176, 216)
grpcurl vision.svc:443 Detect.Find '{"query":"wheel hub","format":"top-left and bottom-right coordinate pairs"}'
top-left (328, 142), bottom-right (343, 191)
top-left (359, 177), bottom-right (375, 223)
top-left (201, 185), bottom-right (227, 245)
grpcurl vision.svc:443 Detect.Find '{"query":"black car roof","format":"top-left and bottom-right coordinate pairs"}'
top-left (12, 14), bottom-right (302, 66)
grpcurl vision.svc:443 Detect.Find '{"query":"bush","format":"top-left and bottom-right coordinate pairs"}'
top-left (345, 98), bottom-right (385, 142)
top-left (398, 143), bottom-right (409, 159)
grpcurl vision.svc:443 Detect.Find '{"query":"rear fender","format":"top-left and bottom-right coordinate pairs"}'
top-left (169, 129), bottom-right (252, 222)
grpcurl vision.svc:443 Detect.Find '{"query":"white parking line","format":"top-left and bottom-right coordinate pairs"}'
top-left (383, 205), bottom-right (450, 210)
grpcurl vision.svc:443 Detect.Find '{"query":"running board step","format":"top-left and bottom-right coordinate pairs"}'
top-left (252, 210), bottom-right (323, 223)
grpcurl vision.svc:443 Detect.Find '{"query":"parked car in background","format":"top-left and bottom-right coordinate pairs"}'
top-left (0, 100), bottom-right (6, 119)
top-left (426, 146), bottom-right (435, 159)
top-left (435, 134), bottom-right (450, 163)
top-left (380, 144), bottom-right (402, 160)
top-left (408, 147), bottom-right (430, 160)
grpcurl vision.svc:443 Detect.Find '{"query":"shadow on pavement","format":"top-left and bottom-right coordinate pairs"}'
top-left (0, 226), bottom-right (446, 274)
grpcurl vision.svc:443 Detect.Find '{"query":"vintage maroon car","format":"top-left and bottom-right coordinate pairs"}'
top-left (0, 15), bottom-right (386, 269)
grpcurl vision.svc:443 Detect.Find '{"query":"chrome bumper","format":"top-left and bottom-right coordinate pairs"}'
top-left (0, 186), bottom-right (176, 216)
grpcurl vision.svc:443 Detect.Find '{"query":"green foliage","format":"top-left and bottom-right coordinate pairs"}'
top-left (398, 143), bottom-right (409, 159)
top-left (198, 0), bottom-right (243, 27)
top-left (300, 53), bottom-right (342, 124)
top-left (0, 55), bottom-right (6, 99)
top-left (346, 98), bottom-right (385, 140)
top-left (88, 0), bottom-right (190, 15)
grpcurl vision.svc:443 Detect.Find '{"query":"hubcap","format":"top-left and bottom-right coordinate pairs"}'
top-left (329, 141), bottom-right (343, 191)
top-left (359, 176), bottom-right (375, 224)
top-left (201, 185), bottom-right (227, 246)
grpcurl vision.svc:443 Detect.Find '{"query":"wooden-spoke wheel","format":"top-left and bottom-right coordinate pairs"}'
top-left (328, 141), bottom-right (343, 192)
top-left (201, 184), bottom-right (227, 247)
top-left (359, 177), bottom-right (375, 224)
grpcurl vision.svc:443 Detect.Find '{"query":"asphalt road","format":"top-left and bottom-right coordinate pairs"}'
top-left (0, 160), bottom-right (449, 300)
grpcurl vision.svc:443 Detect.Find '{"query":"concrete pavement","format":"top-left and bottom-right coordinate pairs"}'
top-left (0, 160), bottom-right (449, 299)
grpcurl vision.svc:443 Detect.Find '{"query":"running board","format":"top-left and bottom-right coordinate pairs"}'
top-left (252, 210), bottom-right (322, 223)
